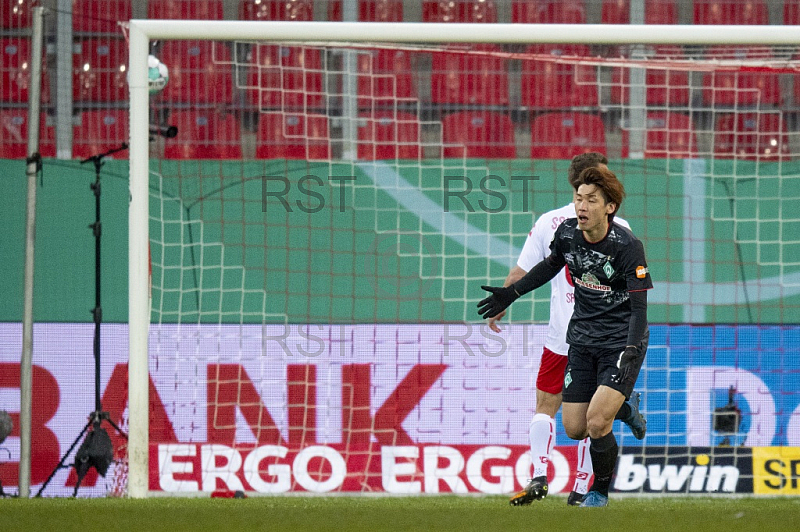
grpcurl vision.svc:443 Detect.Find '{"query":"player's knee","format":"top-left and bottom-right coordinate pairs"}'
top-left (586, 416), bottom-right (613, 439)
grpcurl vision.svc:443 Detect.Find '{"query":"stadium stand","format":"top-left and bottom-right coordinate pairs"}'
top-left (73, 38), bottom-right (127, 103)
top-left (0, 108), bottom-right (55, 158)
top-left (530, 112), bottom-right (606, 159)
top-left (157, 41), bottom-right (234, 105)
top-left (441, 110), bottom-right (515, 158)
top-left (240, 0), bottom-right (314, 21)
top-left (163, 110), bottom-right (242, 159)
top-left (72, 109), bottom-right (129, 159)
top-left (713, 112), bottom-right (790, 160)
top-left (255, 112), bottom-right (331, 159)
top-left (620, 112), bottom-right (697, 158)
top-left (357, 111), bottom-right (421, 160)
top-left (430, 44), bottom-right (508, 107)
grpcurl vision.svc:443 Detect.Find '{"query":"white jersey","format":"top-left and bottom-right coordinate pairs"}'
top-left (517, 204), bottom-right (629, 355)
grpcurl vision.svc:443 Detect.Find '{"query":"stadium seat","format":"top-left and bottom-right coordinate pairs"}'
top-left (512, 0), bottom-right (586, 24)
top-left (73, 110), bottom-right (129, 160)
top-left (245, 45), bottom-right (325, 112)
top-left (0, 109), bottom-right (55, 159)
top-left (441, 111), bottom-right (515, 159)
top-left (73, 38), bottom-right (127, 103)
top-left (694, 0), bottom-right (768, 25)
top-left (530, 112), bottom-right (606, 159)
top-left (157, 41), bottom-right (234, 104)
top-left (357, 111), bottom-right (421, 160)
top-left (72, 0), bottom-right (131, 33)
top-left (431, 45), bottom-right (508, 106)
top-left (256, 112), bottom-right (331, 159)
top-left (148, 0), bottom-right (223, 19)
top-left (610, 45), bottom-right (690, 107)
top-left (240, 0), bottom-right (313, 21)
top-left (163, 110), bottom-right (242, 160)
top-left (328, 0), bottom-right (402, 21)
top-left (785, 0), bottom-right (800, 24)
top-left (2, 37), bottom-right (50, 104)
top-left (601, 0), bottom-right (677, 24)
top-left (620, 112), bottom-right (697, 159)
top-left (713, 112), bottom-right (789, 161)
top-left (520, 45), bottom-right (598, 109)
top-left (702, 46), bottom-right (781, 107)
top-left (423, 0), bottom-right (498, 23)
top-left (357, 48), bottom-right (417, 107)
top-left (1, 0), bottom-right (38, 29)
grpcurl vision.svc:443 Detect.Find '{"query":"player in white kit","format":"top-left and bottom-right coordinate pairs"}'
top-left (488, 153), bottom-right (645, 506)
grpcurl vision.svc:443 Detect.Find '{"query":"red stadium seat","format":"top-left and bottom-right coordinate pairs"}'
top-left (512, 0), bottom-right (586, 24)
top-left (245, 45), bottom-right (325, 111)
top-left (694, 0), bottom-right (768, 25)
top-left (73, 110), bottom-right (129, 160)
top-left (357, 48), bottom-right (417, 107)
top-left (357, 111), bottom-right (421, 160)
top-left (423, 0), bottom-right (498, 22)
top-left (73, 38), bottom-right (127, 103)
top-left (702, 46), bottom-right (781, 107)
top-left (785, 0), bottom-right (800, 24)
top-left (521, 45), bottom-right (598, 109)
top-left (610, 45), bottom-right (690, 107)
top-left (256, 113), bottom-right (331, 159)
top-left (1, 37), bottom-right (50, 104)
top-left (1, 0), bottom-right (39, 29)
top-left (530, 112), bottom-right (606, 159)
top-left (441, 111), bottom-right (515, 159)
top-left (0, 109), bottom-right (55, 159)
top-left (72, 0), bottom-right (131, 32)
top-left (163, 110), bottom-right (242, 160)
top-left (157, 41), bottom-right (233, 104)
top-left (240, 0), bottom-right (313, 21)
top-left (601, 0), bottom-right (677, 24)
top-left (620, 112), bottom-right (697, 159)
top-left (148, 0), bottom-right (223, 19)
top-left (713, 113), bottom-right (789, 161)
top-left (328, 0), bottom-right (402, 21)
top-left (431, 45), bottom-right (508, 106)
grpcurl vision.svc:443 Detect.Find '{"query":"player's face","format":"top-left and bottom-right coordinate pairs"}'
top-left (574, 184), bottom-right (616, 241)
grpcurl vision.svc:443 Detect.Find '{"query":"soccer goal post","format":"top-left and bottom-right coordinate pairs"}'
top-left (127, 20), bottom-right (800, 499)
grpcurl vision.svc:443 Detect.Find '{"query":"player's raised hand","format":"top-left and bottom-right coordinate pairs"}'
top-left (477, 285), bottom-right (520, 320)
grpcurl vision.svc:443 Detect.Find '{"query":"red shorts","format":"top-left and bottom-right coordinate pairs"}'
top-left (536, 347), bottom-right (569, 394)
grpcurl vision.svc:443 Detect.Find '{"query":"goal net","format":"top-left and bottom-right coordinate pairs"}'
top-left (125, 21), bottom-right (800, 498)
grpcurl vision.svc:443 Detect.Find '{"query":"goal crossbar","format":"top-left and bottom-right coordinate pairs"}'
top-left (126, 20), bottom-right (800, 499)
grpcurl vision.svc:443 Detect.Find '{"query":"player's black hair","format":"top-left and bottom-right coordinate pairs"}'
top-left (568, 152), bottom-right (608, 190)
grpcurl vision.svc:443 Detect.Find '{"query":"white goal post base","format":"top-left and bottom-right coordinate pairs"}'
top-left (127, 20), bottom-right (800, 499)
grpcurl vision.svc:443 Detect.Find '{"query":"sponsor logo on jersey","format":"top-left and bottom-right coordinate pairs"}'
top-left (636, 265), bottom-right (648, 279)
top-left (603, 261), bottom-right (615, 278)
top-left (574, 272), bottom-right (611, 292)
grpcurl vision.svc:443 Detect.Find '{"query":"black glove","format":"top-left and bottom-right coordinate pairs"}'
top-left (612, 345), bottom-right (642, 385)
top-left (477, 285), bottom-right (520, 319)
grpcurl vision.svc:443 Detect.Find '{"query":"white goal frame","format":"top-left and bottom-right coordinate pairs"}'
top-left (127, 20), bottom-right (800, 499)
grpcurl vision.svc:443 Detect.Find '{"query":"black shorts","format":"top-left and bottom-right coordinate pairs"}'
top-left (561, 333), bottom-right (649, 404)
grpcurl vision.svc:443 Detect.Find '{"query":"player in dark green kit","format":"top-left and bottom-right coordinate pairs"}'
top-left (478, 166), bottom-right (652, 507)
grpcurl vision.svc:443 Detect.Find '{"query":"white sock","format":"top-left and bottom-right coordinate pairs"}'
top-left (572, 437), bottom-right (593, 494)
top-left (529, 413), bottom-right (555, 479)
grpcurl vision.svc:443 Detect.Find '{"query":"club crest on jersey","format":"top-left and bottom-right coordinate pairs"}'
top-left (564, 370), bottom-right (572, 389)
top-left (575, 272), bottom-right (611, 292)
top-left (603, 261), bottom-right (615, 278)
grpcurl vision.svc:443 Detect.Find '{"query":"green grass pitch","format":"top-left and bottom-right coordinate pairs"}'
top-left (4, 495), bottom-right (800, 531)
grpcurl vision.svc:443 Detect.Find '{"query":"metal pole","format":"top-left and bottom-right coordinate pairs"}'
top-left (20, 5), bottom-right (46, 499)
